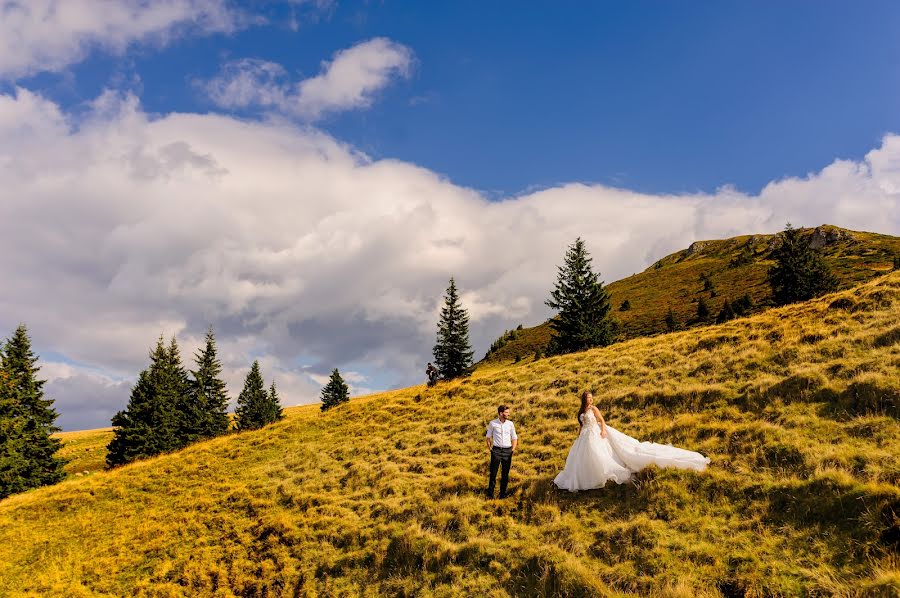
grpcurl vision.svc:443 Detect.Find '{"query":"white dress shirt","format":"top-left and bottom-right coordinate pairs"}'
top-left (486, 418), bottom-right (517, 448)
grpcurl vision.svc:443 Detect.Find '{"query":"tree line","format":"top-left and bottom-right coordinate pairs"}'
top-left (431, 223), bottom-right (851, 384)
top-left (0, 223), bottom-right (874, 497)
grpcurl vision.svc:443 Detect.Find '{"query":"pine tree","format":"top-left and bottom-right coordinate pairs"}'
top-left (0, 325), bottom-right (66, 498)
top-left (716, 301), bottom-right (736, 324)
top-left (432, 278), bottom-right (474, 379)
top-left (546, 238), bottom-right (615, 355)
top-left (183, 328), bottom-right (231, 441)
top-left (768, 224), bottom-right (839, 305)
top-left (697, 297), bottom-right (710, 320)
top-left (664, 307), bottom-right (677, 332)
top-left (320, 368), bottom-right (350, 412)
top-left (234, 361), bottom-right (267, 430)
top-left (619, 299), bottom-right (631, 311)
top-left (107, 336), bottom-right (184, 467)
top-left (265, 382), bottom-right (284, 423)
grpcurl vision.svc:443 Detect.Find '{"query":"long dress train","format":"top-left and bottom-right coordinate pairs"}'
top-left (553, 410), bottom-right (710, 492)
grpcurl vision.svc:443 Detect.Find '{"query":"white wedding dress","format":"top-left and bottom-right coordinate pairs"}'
top-left (553, 409), bottom-right (710, 492)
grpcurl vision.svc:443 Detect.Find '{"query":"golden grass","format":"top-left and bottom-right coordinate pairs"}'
top-left (3, 272), bottom-right (900, 596)
top-left (54, 428), bottom-right (113, 477)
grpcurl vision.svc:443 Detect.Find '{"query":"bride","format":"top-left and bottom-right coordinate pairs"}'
top-left (553, 391), bottom-right (710, 492)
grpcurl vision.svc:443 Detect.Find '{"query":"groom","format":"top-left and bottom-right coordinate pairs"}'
top-left (485, 405), bottom-right (518, 499)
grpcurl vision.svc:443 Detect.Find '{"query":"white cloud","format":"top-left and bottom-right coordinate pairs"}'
top-left (0, 0), bottom-right (246, 80)
top-left (202, 37), bottom-right (414, 119)
top-left (1, 88), bottom-right (898, 429)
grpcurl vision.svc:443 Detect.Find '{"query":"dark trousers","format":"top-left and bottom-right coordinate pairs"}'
top-left (487, 446), bottom-right (513, 498)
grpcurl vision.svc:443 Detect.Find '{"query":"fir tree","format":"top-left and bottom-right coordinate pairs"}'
top-left (320, 368), bottom-right (350, 412)
top-left (767, 224), bottom-right (839, 305)
top-left (545, 238), bottom-right (615, 355)
top-left (664, 307), bottom-right (677, 332)
top-left (234, 361), bottom-right (270, 431)
top-left (265, 382), bottom-right (284, 424)
top-left (183, 328), bottom-right (231, 441)
top-left (716, 301), bottom-right (736, 324)
top-left (107, 336), bottom-right (184, 467)
top-left (433, 278), bottom-right (474, 379)
top-left (619, 299), bottom-right (631, 311)
top-left (0, 325), bottom-right (66, 497)
top-left (893, 255), bottom-right (900, 271)
top-left (697, 297), bottom-right (710, 320)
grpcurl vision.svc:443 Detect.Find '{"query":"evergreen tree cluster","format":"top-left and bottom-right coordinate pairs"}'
top-left (108, 329), bottom-right (282, 467)
top-left (483, 327), bottom-right (522, 360)
top-left (320, 369), bottom-right (350, 411)
top-left (0, 325), bottom-right (66, 499)
top-left (234, 361), bottom-right (283, 431)
top-left (433, 278), bottom-right (474, 379)
top-left (768, 224), bottom-right (839, 305)
top-left (545, 238), bottom-right (616, 355)
top-left (716, 294), bottom-right (753, 324)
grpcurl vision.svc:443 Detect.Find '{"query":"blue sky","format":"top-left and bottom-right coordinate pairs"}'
top-left (17, 1), bottom-right (900, 196)
top-left (2, 0), bottom-right (899, 429)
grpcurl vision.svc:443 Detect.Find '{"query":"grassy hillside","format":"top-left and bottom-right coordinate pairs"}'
top-left (55, 427), bottom-right (113, 478)
top-left (483, 225), bottom-right (900, 364)
top-left (3, 272), bottom-right (900, 596)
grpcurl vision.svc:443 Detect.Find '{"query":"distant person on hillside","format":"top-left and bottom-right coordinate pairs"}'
top-left (485, 405), bottom-right (518, 499)
top-left (553, 391), bottom-right (710, 492)
top-left (425, 362), bottom-right (439, 387)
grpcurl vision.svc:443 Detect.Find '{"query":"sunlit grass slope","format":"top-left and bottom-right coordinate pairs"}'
top-left (3, 273), bottom-right (900, 596)
top-left (485, 225), bottom-right (900, 364)
top-left (55, 428), bottom-right (113, 477)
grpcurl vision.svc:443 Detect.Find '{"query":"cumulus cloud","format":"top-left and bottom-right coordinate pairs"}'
top-left (202, 37), bottom-right (414, 119)
top-left (1, 88), bottom-right (898, 429)
top-left (0, 0), bottom-right (246, 80)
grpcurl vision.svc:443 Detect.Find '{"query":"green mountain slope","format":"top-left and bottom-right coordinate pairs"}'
top-left (483, 225), bottom-right (900, 364)
top-left (2, 272), bottom-right (899, 596)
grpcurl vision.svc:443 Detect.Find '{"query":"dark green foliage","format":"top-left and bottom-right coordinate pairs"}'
top-left (619, 299), bottom-right (631, 311)
top-left (484, 329), bottom-right (519, 360)
top-left (546, 238), bottom-right (616, 355)
top-left (732, 294), bottom-right (753, 317)
top-left (266, 382), bottom-right (284, 423)
top-left (533, 348), bottom-right (543, 361)
top-left (701, 272), bottom-right (714, 292)
top-left (768, 224), bottom-right (839, 305)
top-left (107, 337), bottom-right (187, 467)
top-left (514, 355), bottom-right (521, 363)
top-left (433, 278), bottom-right (474, 379)
top-left (0, 325), bottom-right (66, 498)
top-left (320, 369), bottom-right (350, 412)
top-left (182, 328), bottom-right (231, 442)
top-left (665, 307), bottom-right (677, 332)
top-left (893, 255), bottom-right (900, 271)
top-left (729, 245), bottom-right (755, 268)
top-left (516, 324), bottom-right (523, 331)
top-left (234, 361), bottom-right (280, 431)
top-left (697, 297), bottom-right (710, 320)
top-left (717, 301), bottom-right (737, 324)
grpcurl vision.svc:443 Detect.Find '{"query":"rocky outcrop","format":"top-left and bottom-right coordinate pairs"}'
top-left (685, 241), bottom-right (708, 257)
top-left (808, 226), bottom-right (855, 249)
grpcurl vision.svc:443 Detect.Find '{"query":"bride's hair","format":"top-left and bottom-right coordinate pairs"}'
top-left (577, 391), bottom-right (592, 423)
